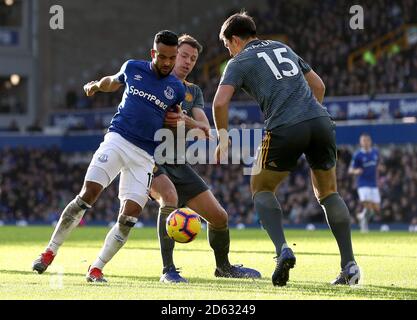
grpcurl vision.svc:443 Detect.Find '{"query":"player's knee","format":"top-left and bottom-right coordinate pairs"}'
top-left (120, 200), bottom-right (142, 218)
top-left (79, 181), bottom-right (103, 205)
top-left (208, 208), bottom-right (228, 229)
top-left (250, 181), bottom-right (275, 197)
top-left (315, 187), bottom-right (337, 203)
top-left (161, 188), bottom-right (178, 207)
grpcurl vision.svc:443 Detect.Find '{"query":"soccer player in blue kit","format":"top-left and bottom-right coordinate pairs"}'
top-left (32, 30), bottom-right (185, 282)
top-left (349, 133), bottom-right (381, 232)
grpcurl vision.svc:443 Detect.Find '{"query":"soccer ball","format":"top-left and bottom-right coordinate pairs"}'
top-left (166, 208), bottom-right (201, 243)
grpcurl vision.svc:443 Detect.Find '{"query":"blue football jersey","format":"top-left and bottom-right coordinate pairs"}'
top-left (350, 148), bottom-right (379, 187)
top-left (108, 60), bottom-right (185, 156)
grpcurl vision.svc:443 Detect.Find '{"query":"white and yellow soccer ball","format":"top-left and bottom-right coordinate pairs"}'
top-left (166, 208), bottom-right (201, 243)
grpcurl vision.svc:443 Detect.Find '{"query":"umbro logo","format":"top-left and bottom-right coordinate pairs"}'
top-left (134, 74), bottom-right (143, 81)
top-left (98, 154), bottom-right (108, 163)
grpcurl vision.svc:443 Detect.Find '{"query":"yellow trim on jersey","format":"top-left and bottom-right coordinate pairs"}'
top-left (185, 92), bottom-right (194, 102)
top-left (262, 131), bottom-right (271, 169)
top-left (258, 134), bottom-right (266, 169)
top-left (183, 80), bottom-right (194, 87)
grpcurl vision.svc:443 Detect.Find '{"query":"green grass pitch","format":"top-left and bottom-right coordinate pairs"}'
top-left (0, 226), bottom-right (416, 300)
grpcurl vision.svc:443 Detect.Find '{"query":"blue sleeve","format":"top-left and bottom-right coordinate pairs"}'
top-left (113, 60), bottom-right (130, 84)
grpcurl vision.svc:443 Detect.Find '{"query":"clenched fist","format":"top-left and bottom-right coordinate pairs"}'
top-left (83, 81), bottom-right (99, 97)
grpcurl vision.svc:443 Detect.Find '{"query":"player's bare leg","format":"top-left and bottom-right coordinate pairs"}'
top-left (250, 168), bottom-right (295, 286)
top-left (311, 167), bottom-right (360, 285)
top-left (187, 190), bottom-right (261, 279)
top-left (87, 199), bottom-right (141, 283)
top-left (151, 174), bottom-right (186, 283)
top-left (187, 191), bottom-right (228, 270)
top-left (32, 181), bottom-right (103, 274)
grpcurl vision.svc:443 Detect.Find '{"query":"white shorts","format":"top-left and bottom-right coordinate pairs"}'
top-left (85, 132), bottom-right (155, 209)
top-left (357, 187), bottom-right (381, 204)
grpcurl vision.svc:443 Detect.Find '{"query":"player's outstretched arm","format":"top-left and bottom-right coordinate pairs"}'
top-left (213, 84), bottom-right (235, 163)
top-left (83, 76), bottom-right (123, 97)
top-left (213, 85), bottom-right (234, 132)
top-left (304, 70), bottom-right (326, 104)
top-left (349, 153), bottom-right (364, 176)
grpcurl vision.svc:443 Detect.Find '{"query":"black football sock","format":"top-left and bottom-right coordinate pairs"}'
top-left (158, 206), bottom-right (177, 273)
top-left (208, 226), bottom-right (231, 269)
top-left (253, 191), bottom-right (287, 256)
top-left (320, 193), bottom-right (355, 268)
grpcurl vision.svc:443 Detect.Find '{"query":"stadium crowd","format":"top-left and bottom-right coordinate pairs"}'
top-left (195, 0), bottom-right (417, 100)
top-left (1, 1), bottom-right (417, 229)
top-left (54, 0), bottom-right (417, 110)
top-left (1, 145), bottom-right (416, 227)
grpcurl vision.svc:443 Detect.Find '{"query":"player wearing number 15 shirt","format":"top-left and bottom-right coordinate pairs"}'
top-left (213, 12), bottom-right (359, 286)
top-left (220, 40), bottom-right (329, 132)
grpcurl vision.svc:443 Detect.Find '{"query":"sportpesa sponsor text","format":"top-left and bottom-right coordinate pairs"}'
top-left (128, 85), bottom-right (169, 110)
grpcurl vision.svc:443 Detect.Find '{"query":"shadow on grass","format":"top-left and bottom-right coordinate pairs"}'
top-left (63, 245), bottom-right (417, 259)
top-left (288, 280), bottom-right (417, 300)
top-left (17, 243), bottom-right (417, 260)
top-left (0, 269), bottom-right (86, 278)
top-left (2, 227), bottom-right (413, 246)
top-left (1, 269), bottom-right (416, 299)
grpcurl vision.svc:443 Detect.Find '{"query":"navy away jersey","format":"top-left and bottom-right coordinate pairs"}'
top-left (220, 40), bottom-right (329, 130)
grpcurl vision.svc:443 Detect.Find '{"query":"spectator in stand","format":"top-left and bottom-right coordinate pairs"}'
top-left (1, 145), bottom-right (417, 226)
top-left (26, 120), bottom-right (43, 132)
top-left (7, 120), bottom-right (20, 132)
top-left (55, 0), bottom-right (417, 111)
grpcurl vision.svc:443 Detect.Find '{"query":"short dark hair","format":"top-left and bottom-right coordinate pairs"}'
top-left (219, 12), bottom-right (257, 41)
top-left (154, 30), bottom-right (179, 46)
top-left (178, 34), bottom-right (203, 54)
